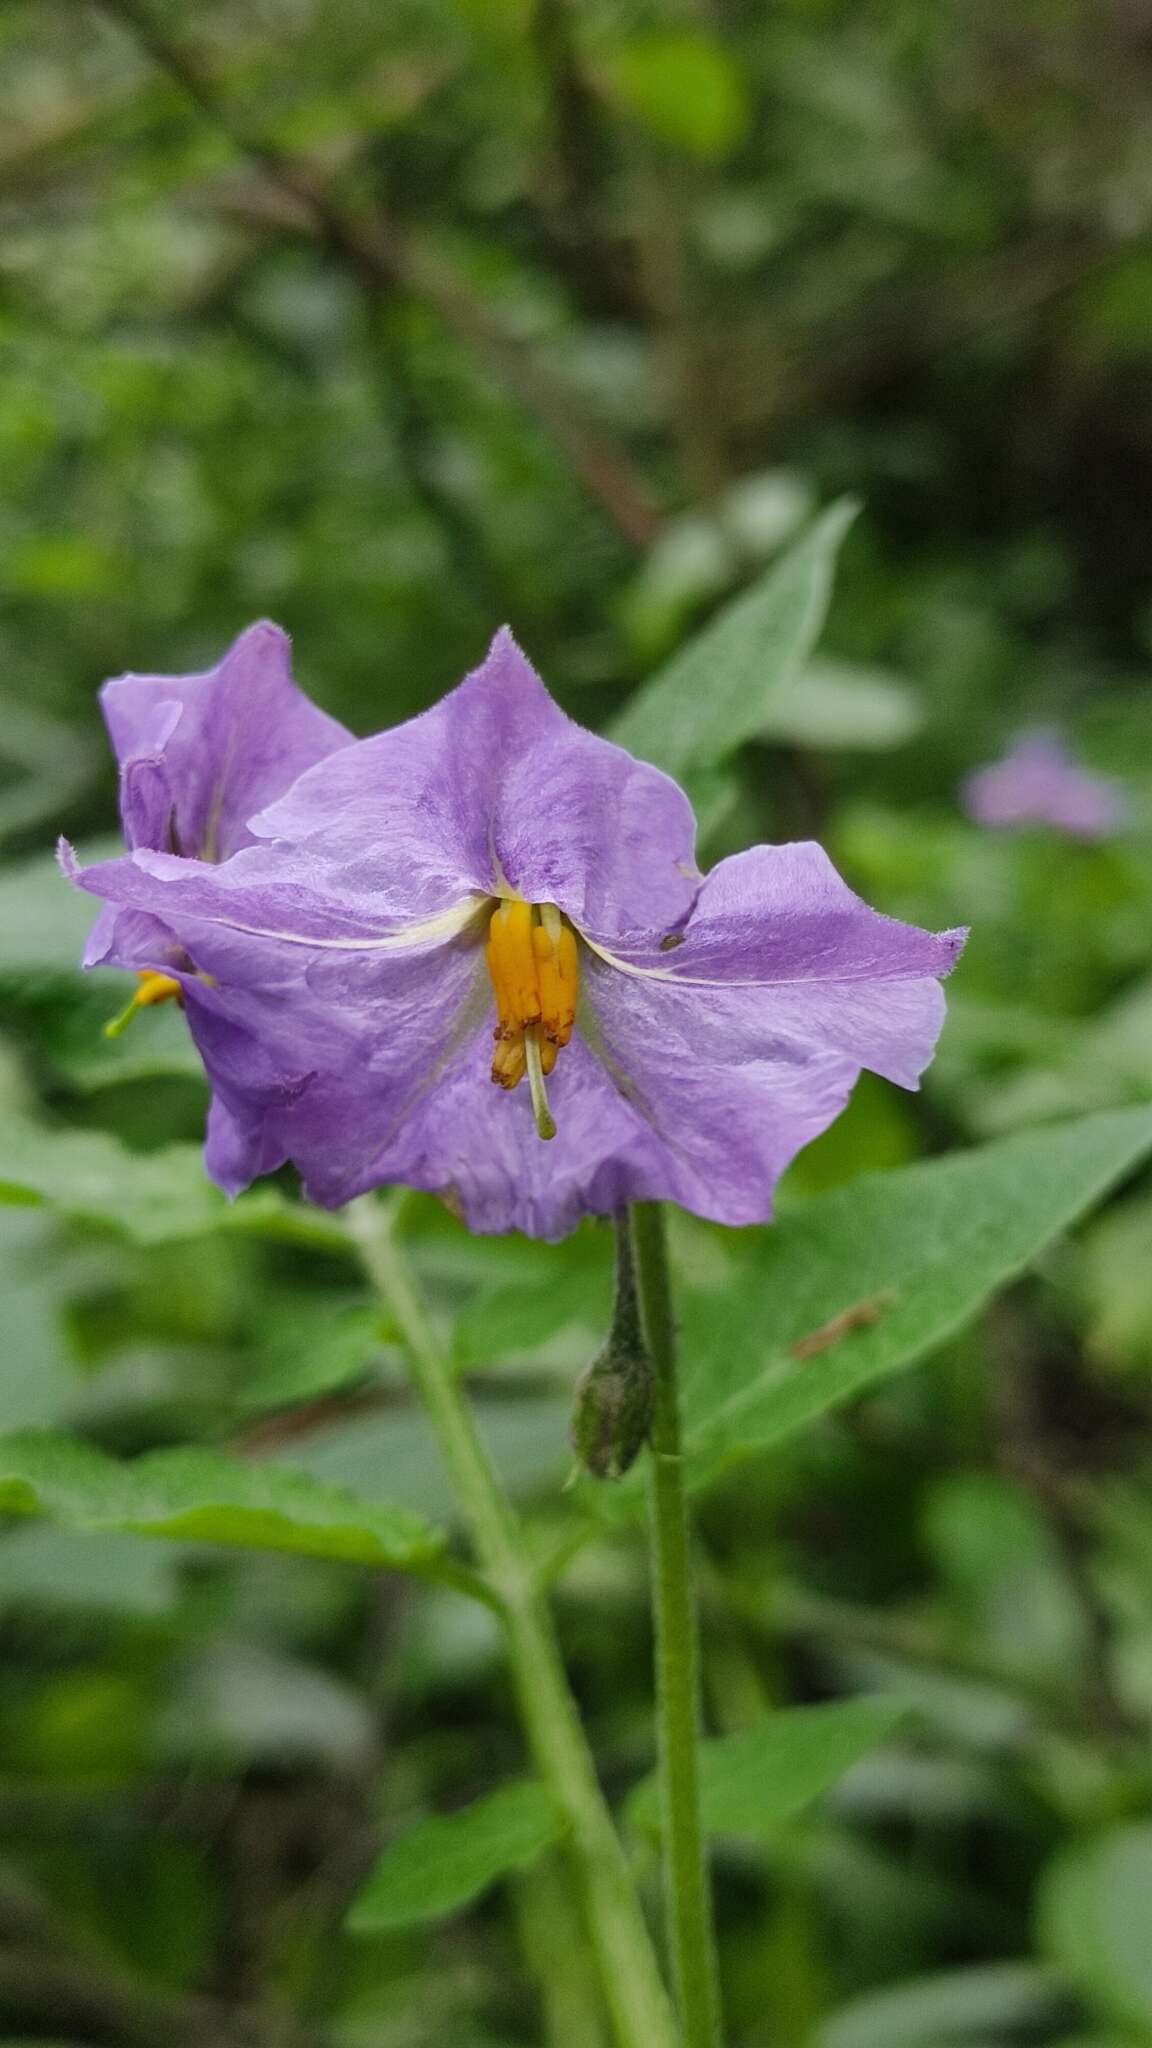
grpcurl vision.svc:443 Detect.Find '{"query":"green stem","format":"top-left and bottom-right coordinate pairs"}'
top-left (630, 1201), bottom-right (723, 2048)
top-left (344, 1196), bottom-right (680, 2048)
top-left (513, 1852), bottom-right (608, 2048)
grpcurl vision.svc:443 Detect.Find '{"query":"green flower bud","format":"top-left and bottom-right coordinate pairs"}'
top-left (569, 1210), bottom-right (653, 1479)
top-left (570, 1338), bottom-right (653, 1480)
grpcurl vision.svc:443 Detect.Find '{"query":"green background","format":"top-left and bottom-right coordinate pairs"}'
top-left (1, 1), bottom-right (1152, 2043)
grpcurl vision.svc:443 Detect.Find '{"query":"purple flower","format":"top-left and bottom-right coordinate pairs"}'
top-left (962, 729), bottom-right (1125, 841)
top-left (66, 629), bottom-right (965, 1239)
top-left (62, 621), bottom-right (352, 1167)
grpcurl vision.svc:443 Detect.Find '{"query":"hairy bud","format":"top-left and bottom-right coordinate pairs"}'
top-left (570, 1338), bottom-right (653, 1480)
top-left (569, 1211), bottom-right (653, 1479)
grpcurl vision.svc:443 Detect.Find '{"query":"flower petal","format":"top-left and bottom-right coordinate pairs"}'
top-left (287, 983), bottom-right (866, 1237)
top-left (248, 628), bottom-right (700, 938)
top-left (578, 950), bottom-right (942, 1225)
top-left (192, 933), bottom-right (490, 1205)
top-left (591, 842), bottom-right (964, 986)
top-left (63, 837), bottom-right (489, 951)
top-left (102, 621), bottom-right (351, 861)
top-left (294, 1029), bottom-right (658, 1235)
top-left (204, 1092), bottom-right (289, 1199)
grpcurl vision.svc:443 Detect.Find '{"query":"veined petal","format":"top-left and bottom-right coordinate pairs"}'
top-left (103, 621), bottom-right (351, 862)
top-left (294, 1000), bottom-right (861, 1237)
top-left (65, 839), bottom-right (492, 1208)
top-left (539, 839), bottom-right (965, 1228)
top-left (62, 838), bottom-right (489, 953)
top-left (579, 951), bottom-right (938, 1225)
top-left (298, 1028), bottom-right (656, 1234)
top-left (247, 629), bottom-right (700, 940)
top-left (210, 939), bottom-right (492, 1208)
top-left (583, 842), bottom-right (964, 986)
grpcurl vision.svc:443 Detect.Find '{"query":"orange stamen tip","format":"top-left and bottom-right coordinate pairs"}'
top-left (135, 970), bottom-right (182, 1007)
top-left (484, 899), bottom-right (576, 1131)
top-left (103, 970), bottom-right (183, 1039)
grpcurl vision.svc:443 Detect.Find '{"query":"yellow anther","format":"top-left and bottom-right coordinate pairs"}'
top-left (491, 1035), bottom-right (527, 1091)
top-left (136, 970), bottom-right (182, 1008)
top-left (103, 969), bottom-right (183, 1040)
top-left (484, 899), bottom-right (579, 1136)
top-left (485, 900), bottom-right (540, 1039)
top-left (533, 919), bottom-right (578, 1048)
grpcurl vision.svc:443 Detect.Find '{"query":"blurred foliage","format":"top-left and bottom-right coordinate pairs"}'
top-left (1, 0), bottom-right (1152, 2043)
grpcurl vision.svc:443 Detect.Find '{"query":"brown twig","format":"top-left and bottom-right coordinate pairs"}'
top-left (789, 1289), bottom-right (896, 1361)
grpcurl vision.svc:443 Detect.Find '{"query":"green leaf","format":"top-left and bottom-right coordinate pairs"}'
top-left (240, 1297), bottom-right (394, 1415)
top-left (1038, 1824), bottom-right (1152, 2031)
top-left (453, 1237), bottom-right (606, 1372)
top-left (0, 1431), bottom-right (447, 1574)
top-left (627, 1697), bottom-right (907, 1840)
top-left (0, 1118), bottom-right (226, 1243)
top-left (283, 1395), bottom-right (571, 1522)
top-left (0, 1213), bottom-right (77, 1428)
top-left (818, 1962), bottom-right (1069, 2048)
top-left (0, 838), bottom-right (119, 978)
top-left (766, 657), bottom-right (922, 751)
top-left (0, 1525), bottom-right (182, 1617)
top-left (684, 1108), bottom-right (1152, 1482)
top-left (55, 997), bottom-right (208, 1092)
top-left (347, 1780), bottom-right (566, 1933)
top-left (610, 500), bottom-right (858, 778)
top-left (598, 31), bottom-right (749, 159)
top-left (0, 1113), bottom-right (346, 1250)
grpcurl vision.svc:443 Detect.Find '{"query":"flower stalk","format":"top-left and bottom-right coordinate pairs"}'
top-left (631, 1200), bottom-right (723, 2048)
top-left (344, 1194), bottom-right (680, 2048)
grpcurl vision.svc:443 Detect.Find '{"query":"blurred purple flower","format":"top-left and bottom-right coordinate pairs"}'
top-left (66, 629), bottom-right (965, 1238)
top-left (962, 729), bottom-right (1125, 841)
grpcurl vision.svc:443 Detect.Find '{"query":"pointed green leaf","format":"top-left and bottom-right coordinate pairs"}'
top-left (347, 1780), bottom-right (567, 1933)
top-left (610, 500), bottom-right (858, 777)
top-left (627, 1698), bottom-right (907, 1840)
top-left (684, 1108), bottom-right (1152, 1482)
top-left (0, 1431), bottom-right (447, 1573)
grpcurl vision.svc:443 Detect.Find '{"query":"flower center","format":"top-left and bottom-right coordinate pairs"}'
top-left (484, 900), bottom-right (578, 1141)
